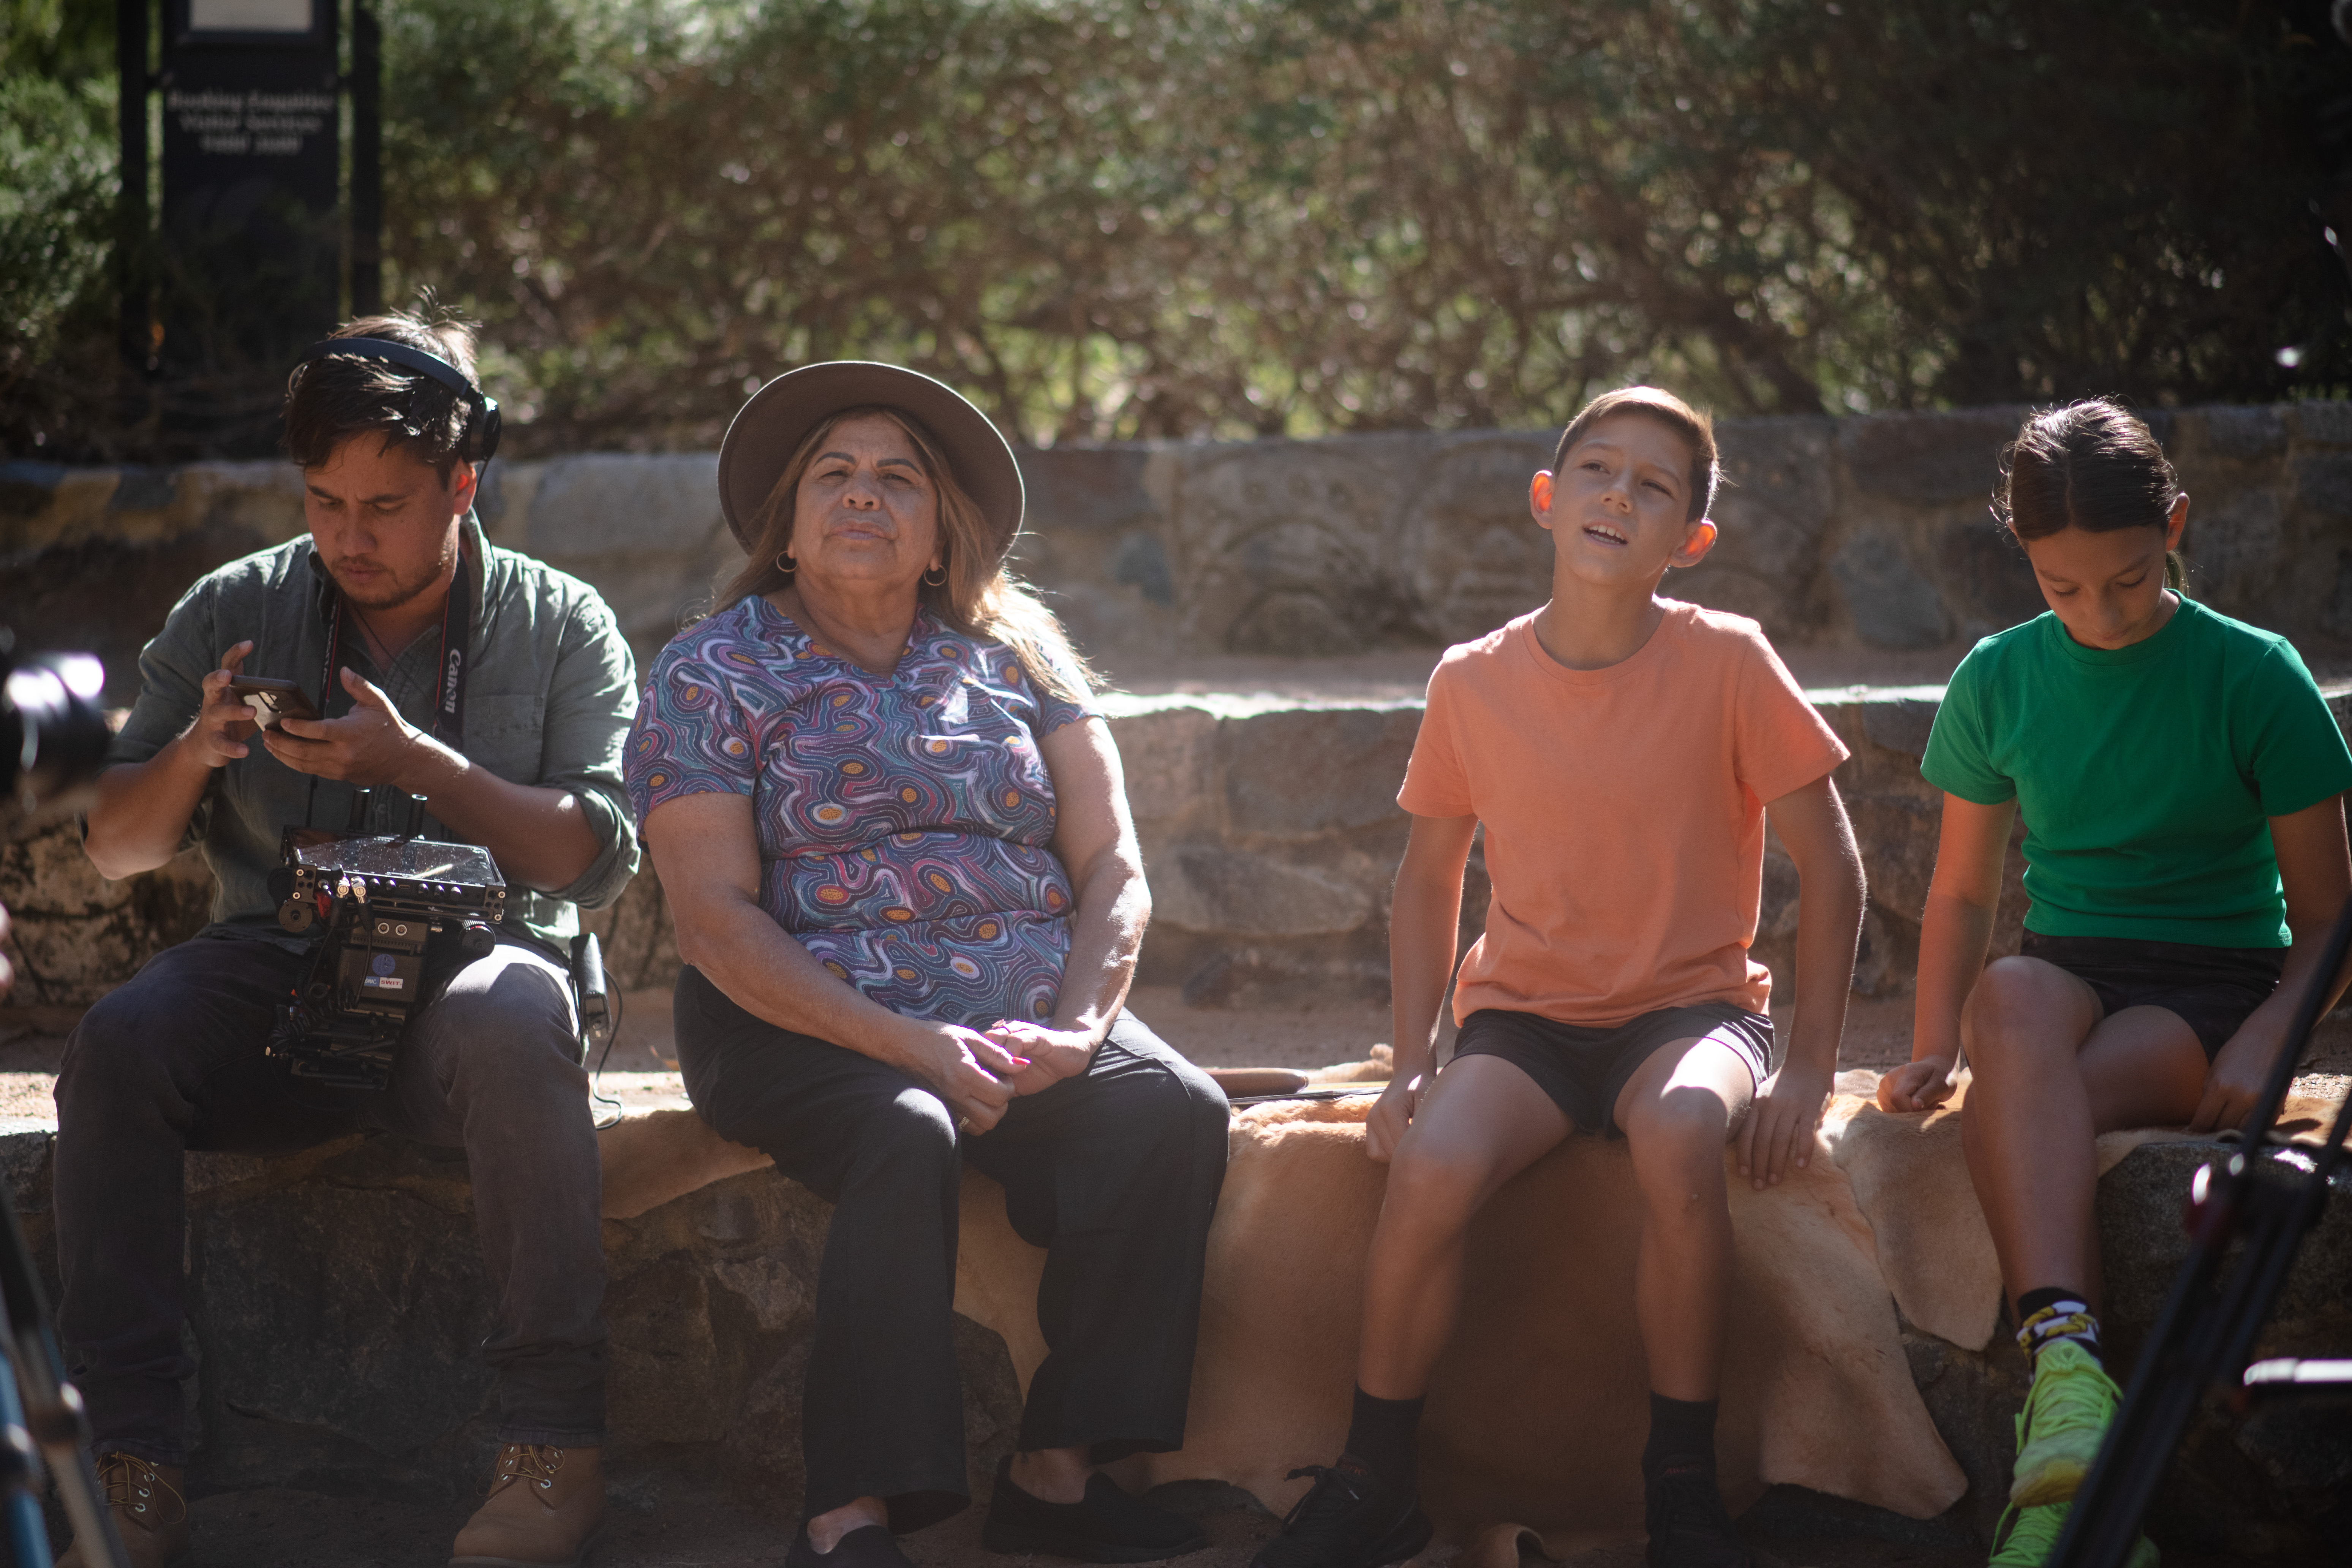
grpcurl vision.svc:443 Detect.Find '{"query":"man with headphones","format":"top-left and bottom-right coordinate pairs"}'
top-left (56, 311), bottom-right (638, 1568)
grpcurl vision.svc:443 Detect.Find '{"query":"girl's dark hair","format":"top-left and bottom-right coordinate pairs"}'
top-left (1995, 398), bottom-right (2186, 591)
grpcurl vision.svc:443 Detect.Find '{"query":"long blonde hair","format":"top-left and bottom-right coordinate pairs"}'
top-left (710, 405), bottom-right (1097, 705)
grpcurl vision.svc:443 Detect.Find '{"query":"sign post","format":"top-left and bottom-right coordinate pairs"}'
top-left (147, 0), bottom-right (342, 450)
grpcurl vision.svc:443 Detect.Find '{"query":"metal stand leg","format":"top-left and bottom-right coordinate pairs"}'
top-left (0, 1355), bottom-right (51, 1567)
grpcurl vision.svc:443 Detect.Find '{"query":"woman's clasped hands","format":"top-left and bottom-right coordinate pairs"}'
top-left (983, 1017), bottom-right (1100, 1097)
top-left (896, 1015), bottom-right (1100, 1134)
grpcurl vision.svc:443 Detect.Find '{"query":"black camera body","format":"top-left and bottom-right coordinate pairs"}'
top-left (268, 825), bottom-right (510, 1089)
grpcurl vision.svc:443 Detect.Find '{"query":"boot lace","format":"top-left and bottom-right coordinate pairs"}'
top-left (95, 1451), bottom-right (186, 1528)
top-left (1258, 1464), bottom-right (1380, 1568)
top-left (489, 1443), bottom-right (567, 1498)
top-left (1988, 1501), bottom-right (2067, 1567)
top-left (2017, 1342), bottom-right (2118, 1453)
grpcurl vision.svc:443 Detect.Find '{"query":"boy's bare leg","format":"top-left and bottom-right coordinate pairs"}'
top-left (1358, 1055), bottom-right (1573, 1398)
top-left (1611, 1037), bottom-right (1756, 1401)
top-left (1958, 957), bottom-right (2207, 1314)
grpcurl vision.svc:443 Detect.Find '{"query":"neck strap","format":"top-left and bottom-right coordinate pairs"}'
top-left (319, 532), bottom-right (474, 748)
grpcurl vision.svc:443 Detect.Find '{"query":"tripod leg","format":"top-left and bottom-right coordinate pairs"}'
top-left (0, 1356), bottom-right (52, 1568)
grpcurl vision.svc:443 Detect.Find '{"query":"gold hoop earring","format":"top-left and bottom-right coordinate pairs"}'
top-left (922, 563), bottom-right (947, 588)
top-left (776, 549), bottom-right (797, 575)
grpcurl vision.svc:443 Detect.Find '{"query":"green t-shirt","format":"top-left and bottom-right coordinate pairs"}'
top-left (1921, 597), bottom-right (2352, 948)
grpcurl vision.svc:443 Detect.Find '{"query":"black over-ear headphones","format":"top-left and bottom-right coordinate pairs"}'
top-left (298, 336), bottom-right (503, 466)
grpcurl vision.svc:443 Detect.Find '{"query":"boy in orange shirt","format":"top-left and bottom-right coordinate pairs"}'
top-left (1254, 389), bottom-right (1866, 1568)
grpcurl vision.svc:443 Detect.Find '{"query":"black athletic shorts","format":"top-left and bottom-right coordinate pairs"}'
top-left (1447, 1002), bottom-right (1775, 1137)
top-left (2017, 933), bottom-right (2283, 1060)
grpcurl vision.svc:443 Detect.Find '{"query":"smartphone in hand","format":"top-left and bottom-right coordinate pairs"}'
top-left (228, 675), bottom-right (321, 729)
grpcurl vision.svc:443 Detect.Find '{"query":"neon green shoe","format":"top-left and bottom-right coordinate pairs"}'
top-left (1990, 1503), bottom-right (2064, 1566)
top-left (2011, 1339), bottom-right (2121, 1507)
top-left (1987, 1501), bottom-right (2158, 1567)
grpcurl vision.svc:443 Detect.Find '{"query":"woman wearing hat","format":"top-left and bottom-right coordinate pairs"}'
top-left (625, 364), bottom-right (1229, 1568)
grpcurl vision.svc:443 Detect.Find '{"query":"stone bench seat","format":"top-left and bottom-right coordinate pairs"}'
top-left (0, 1063), bottom-right (2343, 1561)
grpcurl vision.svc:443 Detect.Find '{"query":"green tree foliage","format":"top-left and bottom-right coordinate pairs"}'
top-left (0, 0), bottom-right (122, 458)
top-left (6, 0), bottom-right (2350, 458)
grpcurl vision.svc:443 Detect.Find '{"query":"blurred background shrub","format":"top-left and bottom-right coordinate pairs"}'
top-left (7, 0), bottom-right (2352, 458)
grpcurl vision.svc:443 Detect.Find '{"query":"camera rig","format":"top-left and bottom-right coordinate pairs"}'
top-left (266, 793), bottom-right (613, 1091)
top-left (267, 813), bottom-right (510, 1090)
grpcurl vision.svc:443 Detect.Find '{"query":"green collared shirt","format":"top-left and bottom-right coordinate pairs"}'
top-left (109, 513), bottom-right (640, 951)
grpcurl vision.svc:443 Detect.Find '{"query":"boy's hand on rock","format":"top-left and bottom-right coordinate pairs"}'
top-left (1873, 1057), bottom-right (1956, 1115)
top-left (1738, 1061), bottom-right (1830, 1190)
top-left (1364, 1076), bottom-right (1421, 1164)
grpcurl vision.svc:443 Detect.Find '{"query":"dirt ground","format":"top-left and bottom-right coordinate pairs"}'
top-left (41, 1470), bottom-right (2330, 1568)
top-left (1094, 644), bottom-right (1984, 710)
top-left (1097, 646), bottom-right (2352, 707)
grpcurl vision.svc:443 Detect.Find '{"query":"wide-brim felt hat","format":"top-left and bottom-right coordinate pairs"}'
top-left (716, 361), bottom-right (1024, 563)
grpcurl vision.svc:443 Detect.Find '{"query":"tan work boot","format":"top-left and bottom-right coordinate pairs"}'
top-left (450, 1443), bottom-right (604, 1567)
top-left (56, 1451), bottom-right (191, 1568)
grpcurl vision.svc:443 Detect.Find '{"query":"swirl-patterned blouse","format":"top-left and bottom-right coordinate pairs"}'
top-left (624, 597), bottom-right (1096, 1027)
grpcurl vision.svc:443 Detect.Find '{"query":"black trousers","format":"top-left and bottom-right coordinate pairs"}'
top-left (673, 966), bottom-right (1229, 1531)
top-left (54, 930), bottom-right (607, 1465)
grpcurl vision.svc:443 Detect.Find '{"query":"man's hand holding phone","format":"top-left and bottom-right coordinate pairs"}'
top-left (264, 665), bottom-right (439, 790)
top-left (189, 642), bottom-right (261, 768)
top-left (227, 673), bottom-right (321, 729)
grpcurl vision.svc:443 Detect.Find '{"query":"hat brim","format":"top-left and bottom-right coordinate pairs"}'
top-left (716, 362), bottom-right (1023, 563)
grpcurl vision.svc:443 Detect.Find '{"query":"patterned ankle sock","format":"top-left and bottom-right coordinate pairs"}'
top-left (2015, 1287), bottom-right (2101, 1368)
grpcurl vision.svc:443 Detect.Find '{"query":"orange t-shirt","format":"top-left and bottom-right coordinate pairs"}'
top-left (1398, 602), bottom-right (1849, 1026)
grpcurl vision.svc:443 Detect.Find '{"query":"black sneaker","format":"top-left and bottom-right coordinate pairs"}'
top-left (1250, 1456), bottom-right (1432, 1568)
top-left (982, 1454), bottom-right (1211, 1562)
top-left (1643, 1464), bottom-right (1753, 1568)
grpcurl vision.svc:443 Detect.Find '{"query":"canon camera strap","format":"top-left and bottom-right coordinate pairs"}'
top-left (317, 534), bottom-right (474, 749)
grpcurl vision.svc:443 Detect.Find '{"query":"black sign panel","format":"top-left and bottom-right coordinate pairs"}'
top-left (157, 0), bottom-right (340, 450)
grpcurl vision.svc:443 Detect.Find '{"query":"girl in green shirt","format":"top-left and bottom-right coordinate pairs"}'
top-left (1876, 398), bottom-right (2352, 1566)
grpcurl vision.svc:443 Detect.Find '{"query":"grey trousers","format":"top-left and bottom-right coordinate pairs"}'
top-left (52, 928), bottom-right (607, 1465)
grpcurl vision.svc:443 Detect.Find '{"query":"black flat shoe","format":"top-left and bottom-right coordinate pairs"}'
top-left (982, 1455), bottom-right (1211, 1562)
top-left (786, 1524), bottom-right (918, 1568)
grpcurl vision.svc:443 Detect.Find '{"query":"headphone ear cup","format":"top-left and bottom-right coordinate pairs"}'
top-left (477, 400), bottom-right (502, 465)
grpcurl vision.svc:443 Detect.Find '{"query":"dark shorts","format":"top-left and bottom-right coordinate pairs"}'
top-left (2018, 933), bottom-right (2283, 1060)
top-left (1448, 1002), bottom-right (1775, 1136)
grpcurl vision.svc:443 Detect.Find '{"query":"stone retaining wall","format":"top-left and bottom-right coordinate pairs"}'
top-left (6, 404), bottom-right (2351, 708)
top-left (7, 686), bottom-right (2348, 1014)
